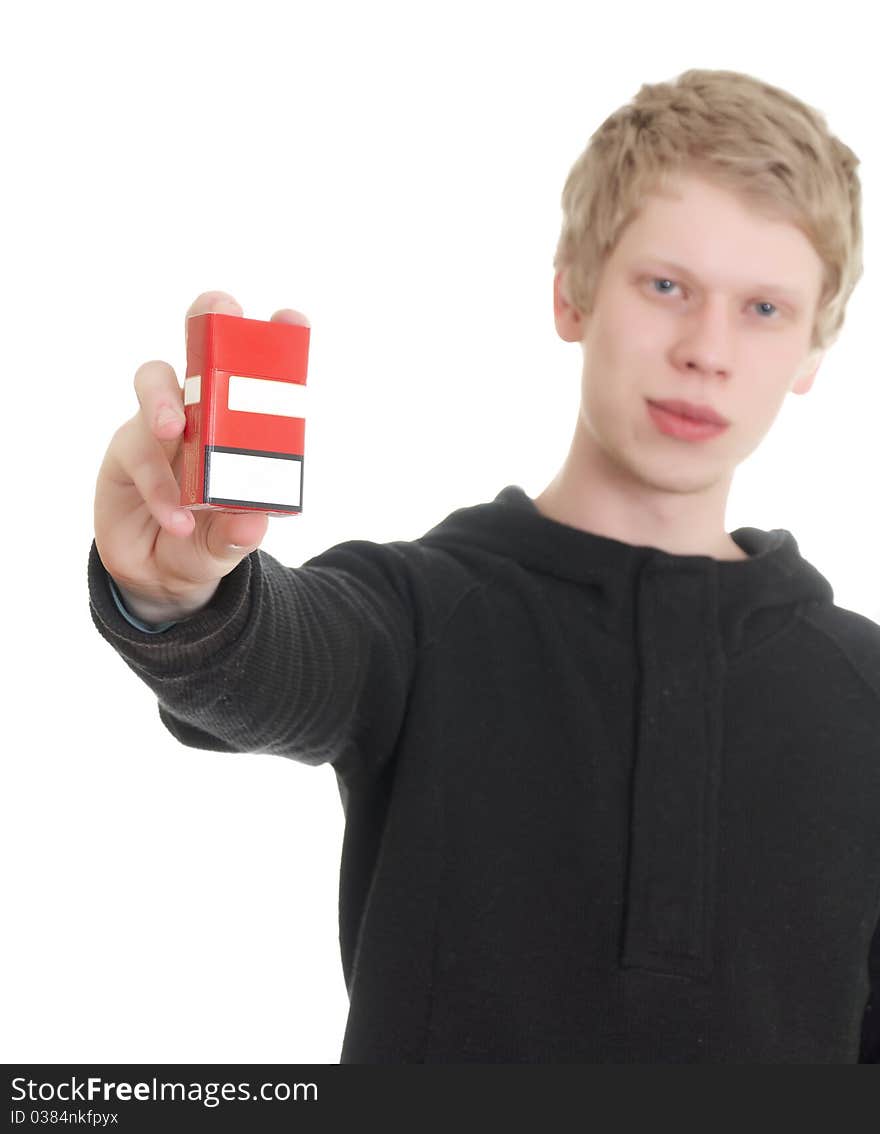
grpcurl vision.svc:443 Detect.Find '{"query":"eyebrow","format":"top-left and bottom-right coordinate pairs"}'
top-left (639, 256), bottom-right (807, 303)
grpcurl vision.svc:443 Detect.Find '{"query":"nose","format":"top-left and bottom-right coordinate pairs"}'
top-left (671, 298), bottom-right (734, 378)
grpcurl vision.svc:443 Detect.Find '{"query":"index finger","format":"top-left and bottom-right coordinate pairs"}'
top-left (269, 308), bottom-right (311, 328)
top-left (185, 290), bottom-right (244, 344)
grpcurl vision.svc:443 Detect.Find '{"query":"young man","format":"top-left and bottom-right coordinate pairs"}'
top-left (90, 69), bottom-right (879, 1062)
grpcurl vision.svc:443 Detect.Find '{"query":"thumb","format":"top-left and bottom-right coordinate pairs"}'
top-left (201, 509), bottom-right (270, 565)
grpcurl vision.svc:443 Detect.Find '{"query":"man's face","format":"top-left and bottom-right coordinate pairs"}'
top-left (555, 174), bottom-right (826, 497)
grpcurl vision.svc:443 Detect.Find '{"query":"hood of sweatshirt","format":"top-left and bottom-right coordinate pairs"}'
top-left (419, 484), bottom-right (834, 656)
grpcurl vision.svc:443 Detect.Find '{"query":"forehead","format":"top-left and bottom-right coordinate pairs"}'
top-left (613, 175), bottom-right (822, 302)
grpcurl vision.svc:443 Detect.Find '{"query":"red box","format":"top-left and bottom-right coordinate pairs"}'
top-left (180, 312), bottom-right (310, 515)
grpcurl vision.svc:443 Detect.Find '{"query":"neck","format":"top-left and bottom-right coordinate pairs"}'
top-left (533, 418), bottom-right (749, 561)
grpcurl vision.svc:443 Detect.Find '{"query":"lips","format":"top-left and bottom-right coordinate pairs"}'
top-left (647, 399), bottom-right (729, 426)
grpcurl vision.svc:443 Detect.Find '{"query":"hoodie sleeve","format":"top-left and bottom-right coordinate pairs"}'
top-left (859, 911), bottom-right (880, 1063)
top-left (87, 536), bottom-right (418, 780)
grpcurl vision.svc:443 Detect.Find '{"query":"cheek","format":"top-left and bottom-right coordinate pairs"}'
top-left (580, 355), bottom-right (634, 439)
top-left (753, 382), bottom-right (792, 430)
top-left (608, 289), bottom-right (664, 345)
top-left (605, 305), bottom-right (663, 380)
top-left (589, 327), bottom-right (650, 414)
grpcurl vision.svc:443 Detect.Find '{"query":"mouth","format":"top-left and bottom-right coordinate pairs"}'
top-left (646, 398), bottom-right (730, 426)
top-left (645, 399), bottom-right (730, 442)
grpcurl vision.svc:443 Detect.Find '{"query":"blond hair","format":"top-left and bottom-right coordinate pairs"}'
top-left (554, 69), bottom-right (863, 353)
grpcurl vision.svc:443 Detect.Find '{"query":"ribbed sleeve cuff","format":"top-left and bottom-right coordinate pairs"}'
top-left (87, 539), bottom-right (258, 678)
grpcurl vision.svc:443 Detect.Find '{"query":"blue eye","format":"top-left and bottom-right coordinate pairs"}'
top-left (650, 278), bottom-right (779, 318)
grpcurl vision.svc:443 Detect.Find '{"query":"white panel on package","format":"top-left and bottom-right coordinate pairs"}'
top-left (207, 450), bottom-right (303, 507)
top-left (228, 375), bottom-right (307, 418)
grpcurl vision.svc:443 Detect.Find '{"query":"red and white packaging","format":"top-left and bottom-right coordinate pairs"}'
top-left (180, 312), bottom-right (310, 515)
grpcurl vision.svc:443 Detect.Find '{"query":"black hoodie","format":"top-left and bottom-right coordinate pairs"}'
top-left (88, 484), bottom-right (880, 1063)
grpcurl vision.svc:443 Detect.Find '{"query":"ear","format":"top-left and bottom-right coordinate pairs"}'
top-left (553, 268), bottom-right (588, 343)
top-left (790, 347), bottom-right (825, 396)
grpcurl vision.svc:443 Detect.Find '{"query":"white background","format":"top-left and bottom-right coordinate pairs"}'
top-left (3, 0), bottom-right (877, 1064)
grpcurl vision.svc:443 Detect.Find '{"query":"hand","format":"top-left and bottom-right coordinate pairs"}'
top-left (94, 291), bottom-right (310, 623)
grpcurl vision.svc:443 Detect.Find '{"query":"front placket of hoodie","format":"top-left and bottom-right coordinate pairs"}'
top-left (621, 554), bottom-right (725, 980)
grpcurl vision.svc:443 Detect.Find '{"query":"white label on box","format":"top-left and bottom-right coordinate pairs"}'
top-left (184, 375), bottom-right (201, 405)
top-left (228, 375), bottom-right (307, 418)
top-left (207, 449), bottom-right (303, 508)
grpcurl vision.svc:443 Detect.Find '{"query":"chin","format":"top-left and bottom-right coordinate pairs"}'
top-left (619, 448), bottom-right (734, 496)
